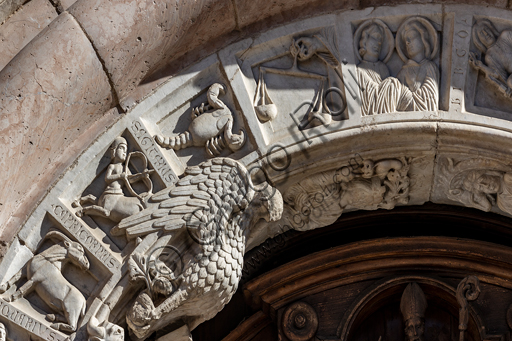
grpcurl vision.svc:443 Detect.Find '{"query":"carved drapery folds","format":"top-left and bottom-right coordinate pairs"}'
top-left (469, 19), bottom-right (512, 99)
top-left (8, 5), bottom-right (512, 341)
top-left (0, 146), bottom-right (283, 341)
top-left (355, 17), bottom-right (440, 116)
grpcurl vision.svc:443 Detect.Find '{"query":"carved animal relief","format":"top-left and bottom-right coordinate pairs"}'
top-left (155, 83), bottom-right (246, 157)
top-left (121, 157), bottom-right (283, 339)
top-left (73, 136), bottom-right (154, 223)
top-left (0, 231), bottom-right (89, 333)
top-left (8, 6), bottom-right (512, 341)
top-left (283, 157), bottom-right (411, 231)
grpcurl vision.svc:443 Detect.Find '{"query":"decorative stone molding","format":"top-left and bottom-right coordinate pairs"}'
top-left (7, 3), bottom-right (512, 340)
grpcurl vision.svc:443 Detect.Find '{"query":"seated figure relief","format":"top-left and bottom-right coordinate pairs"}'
top-left (469, 19), bottom-right (512, 98)
top-left (354, 17), bottom-right (440, 115)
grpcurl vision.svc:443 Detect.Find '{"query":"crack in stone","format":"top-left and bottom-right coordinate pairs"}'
top-left (67, 12), bottom-right (122, 111)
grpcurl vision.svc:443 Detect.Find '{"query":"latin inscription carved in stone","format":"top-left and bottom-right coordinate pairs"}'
top-left (6, 6), bottom-right (512, 341)
top-left (130, 119), bottom-right (177, 187)
top-left (50, 205), bottom-right (120, 270)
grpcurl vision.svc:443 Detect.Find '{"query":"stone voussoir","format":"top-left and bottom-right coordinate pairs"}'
top-left (68, 0), bottom-right (237, 110)
top-left (0, 11), bottom-right (114, 242)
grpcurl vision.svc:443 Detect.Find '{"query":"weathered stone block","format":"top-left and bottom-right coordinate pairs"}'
top-left (0, 0), bottom-right (57, 71)
top-left (0, 12), bottom-right (113, 241)
top-left (69, 0), bottom-right (236, 109)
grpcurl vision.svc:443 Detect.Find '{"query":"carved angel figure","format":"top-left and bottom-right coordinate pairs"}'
top-left (155, 83), bottom-right (246, 157)
top-left (112, 157), bottom-right (283, 340)
top-left (469, 19), bottom-right (512, 97)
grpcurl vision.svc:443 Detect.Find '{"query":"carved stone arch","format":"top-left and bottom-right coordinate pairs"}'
top-left (337, 276), bottom-right (481, 341)
top-left (6, 1), bottom-right (512, 341)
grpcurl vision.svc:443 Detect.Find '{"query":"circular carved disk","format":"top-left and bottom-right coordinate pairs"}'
top-left (282, 301), bottom-right (319, 341)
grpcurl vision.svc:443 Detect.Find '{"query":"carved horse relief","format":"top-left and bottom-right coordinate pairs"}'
top-left (74, 137), bottom-right (155, 223)
top-left (0, 231), bottom-right (90, 333)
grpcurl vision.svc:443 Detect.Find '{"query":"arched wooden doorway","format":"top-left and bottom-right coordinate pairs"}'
top-left (195, 204), bottom-right (512, 341)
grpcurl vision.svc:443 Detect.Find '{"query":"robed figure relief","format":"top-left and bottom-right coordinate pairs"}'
top-left (469, 19), bottom-right (512, 98)
top-left (355, 17), bottom-right (440, 115)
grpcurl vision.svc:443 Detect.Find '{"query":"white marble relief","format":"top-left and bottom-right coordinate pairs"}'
top-left (9, 6), bottom-right (512, 341)
top-left (115, 157), bottom-right (283, 339)
top-left (73, 137), bottom-right (154, 223)
top-left (0, 231), bottom-right (89, 333)
top-left (469, 19), bottom-right (512, 98)
top-left (355, 17), bottom-right (439, 115)
top-left (283, 157), bottom-right (411, 232)
top-left (438, 157), bottom-right (512, 215)
top-left (155, 83), bottom-right (246, 158)
top-left (250, 26), bottom-right (347, 129)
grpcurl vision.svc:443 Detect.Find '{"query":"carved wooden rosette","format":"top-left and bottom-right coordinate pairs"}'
top-left (232, 237), bottom-right (512, 341)
top-left (280, 301), bottom-right (318, 341)
top-left (8, 5), bottom-right (512, 341)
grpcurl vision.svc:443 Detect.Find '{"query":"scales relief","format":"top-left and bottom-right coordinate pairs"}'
top-left (0, 72), bottom-right (284, 340)
top-left (5, 4), bottom-right (512, 341)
